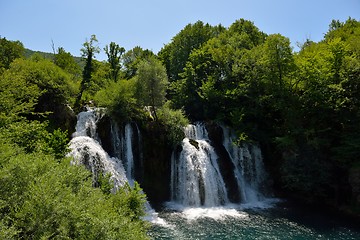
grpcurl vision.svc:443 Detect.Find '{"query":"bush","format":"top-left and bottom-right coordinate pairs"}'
top-left (0, 141), bottom-right (149, 239)
top-left (157, 101), bottom-right (189, 146)
top-left (94, 79), bottom-right (139, 122)
top-left (0, 121), bottom-right (69, 159)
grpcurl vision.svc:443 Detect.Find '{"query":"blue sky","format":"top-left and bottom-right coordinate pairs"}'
top-left (1, 0), bottom-right (359, 60)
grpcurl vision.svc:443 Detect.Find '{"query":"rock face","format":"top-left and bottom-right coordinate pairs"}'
top-left (140, 122), bottom-right (172, 207)
top-left (96, 115), bottom-right (113, 154)
top-left (54, 104), bottom-right (77, 138)
top-left (349, 167), bottom-right (360, 208)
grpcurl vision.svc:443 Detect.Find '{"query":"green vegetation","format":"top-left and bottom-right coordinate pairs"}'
top-left (159, 17), bottom-right (360, 209)
top-left (0, 37), bottom-right (24, 72)
top-left (156, 101), bottom-right (189, 146)
top-left (76, 34), bottom-right (101, 109)
top-left (0, 140), bottom-right (148, 239)
top-left (0, 37), bottom-right (149, 239)
top-left (134, 56), bottom-right (168, 120)
top-left (1, 17), bottom-right (360, 237)
top-left (104, 41), bottom-right (125, 82)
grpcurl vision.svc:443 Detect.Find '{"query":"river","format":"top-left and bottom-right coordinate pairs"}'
top-left (148, 200), bottom-right (360, 240)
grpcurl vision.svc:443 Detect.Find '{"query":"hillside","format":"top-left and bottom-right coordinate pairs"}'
top-left (24, 48), bottom-right (84, 66)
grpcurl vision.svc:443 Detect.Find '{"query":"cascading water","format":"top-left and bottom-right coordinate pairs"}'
top-left (109, 121), bottom-right (141, 185)
top-left (221, 126), bottom-right (267, 203)
top-left (72, 108), bottom-right (104, 139)
top-left (124, 124), bottom-right (134, 180)
top-left (171, 123), bottom-right (269, 208)
top-left (110, 122), bottom-right (130, 176)
top-left (68, 109), bottom-right (166, 224)
top-left (171, 123), bottom-right (229, 207)
top-left (68, 108), bottom-right (143, 189)
top-left (68, 108), bottom-right (127, 190)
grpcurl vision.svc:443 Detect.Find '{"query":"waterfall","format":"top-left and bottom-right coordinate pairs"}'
top-left (69, 109), bottom-right (141, 189)
top-left (69, 107), bottom-right (270, 215)
top-left (68, 108), bottom-right (166, 225)
top-left (68, 136), bottom-right (127, 189)
top-left (221, 126), bottom-right (266, 203)
top-left (124, 124), bottom-right (134, 182)
top-left (72, 107), bottom-right (105, 139)
top-left (171, 123), bottom-right (229, 207)
top-left (68, 108), bottom-right (127, 190)
top-left (110, 121), bottom-right (141, 185)
top-left (171, 123), bottom-right (268, 207)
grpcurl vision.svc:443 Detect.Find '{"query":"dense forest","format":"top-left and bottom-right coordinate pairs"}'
top-left (1, 17), bottom-right (359, 238)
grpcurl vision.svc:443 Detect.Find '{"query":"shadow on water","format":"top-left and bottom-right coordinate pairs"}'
top-left (259, 200), bottom-right (360, 235)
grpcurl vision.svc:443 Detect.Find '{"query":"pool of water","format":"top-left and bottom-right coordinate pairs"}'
top-left (148, 200), bottom-right (360, 240)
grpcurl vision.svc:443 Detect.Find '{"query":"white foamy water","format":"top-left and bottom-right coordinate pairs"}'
top-left (143, 208), bottom-right (172, 227)
top-left (181, 207), bottom-right (248, 221)
top-left (68, 136), bottom-right (127, 190)
top-left (171, 123), bottom-right (229, 207)
top-left (165, 202), bottom-right (249, 221)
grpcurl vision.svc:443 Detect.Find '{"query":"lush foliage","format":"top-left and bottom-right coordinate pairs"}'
top-left (158, 21), bottom-right (225, 82)
top-left (0, 40), bottom-right (150, 239)
top-left (104, 42), bottom-right (125, 81)
top-left (0, 37), bottom-right (25, 72)
top-left (76, 34), bottom-right (100, 109)
top-left (54, 47), bottom-right (82, 79)
top-left (157, 101), bottom-right (189, 146)
top-left (94, 79), bottom-right (138, 122)
top-left (160, 18), bottom-right (360, 208)
top-left (134, 56), bottom-right (169, 120)
top-left (0, 140), bottom-right (148, 239)
top-left (0, 57), bottom-right (78, 130)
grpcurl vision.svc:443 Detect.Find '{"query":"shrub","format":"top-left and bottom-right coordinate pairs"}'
top-left (157, 101), bottom-right (189, 146)
top-left (0, 141), bottom-right (149, 239)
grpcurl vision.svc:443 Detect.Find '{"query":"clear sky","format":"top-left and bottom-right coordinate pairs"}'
top-left (1, 0), bottom-right (359, 61)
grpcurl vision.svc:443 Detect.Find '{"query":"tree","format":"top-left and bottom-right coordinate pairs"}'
top-left (0, 37), bottom-right (24, 72)
top-left (228, 18), bottom-right (266, 46)
top-left (76, 35), bottom-right (100, 108)
top-left (94, 79), bottom-right (137, 122)
top-left (54, 47), bottom-right (81, 79)
top-left (104, 42), bottom-right (125, 81)
top-left (158, 21), bottom-right (224, 82)
top-left (0, 60), bottom-right (41, 127)
top-left (327, 37), bottom-right (347, 83)
top-left (328, 19), bottom-right (343, 32)
top-left (172, 19), bottom-right (266, 121)
top-left (262, 34), bottom-right (295, 90)
top-left (122, 46), bottom-right (154, 79)
top-left (134, 57), bottom-right (168, 120)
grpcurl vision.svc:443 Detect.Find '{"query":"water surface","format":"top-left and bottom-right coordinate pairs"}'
top-left (148, 201), bottom-right (360, 240)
